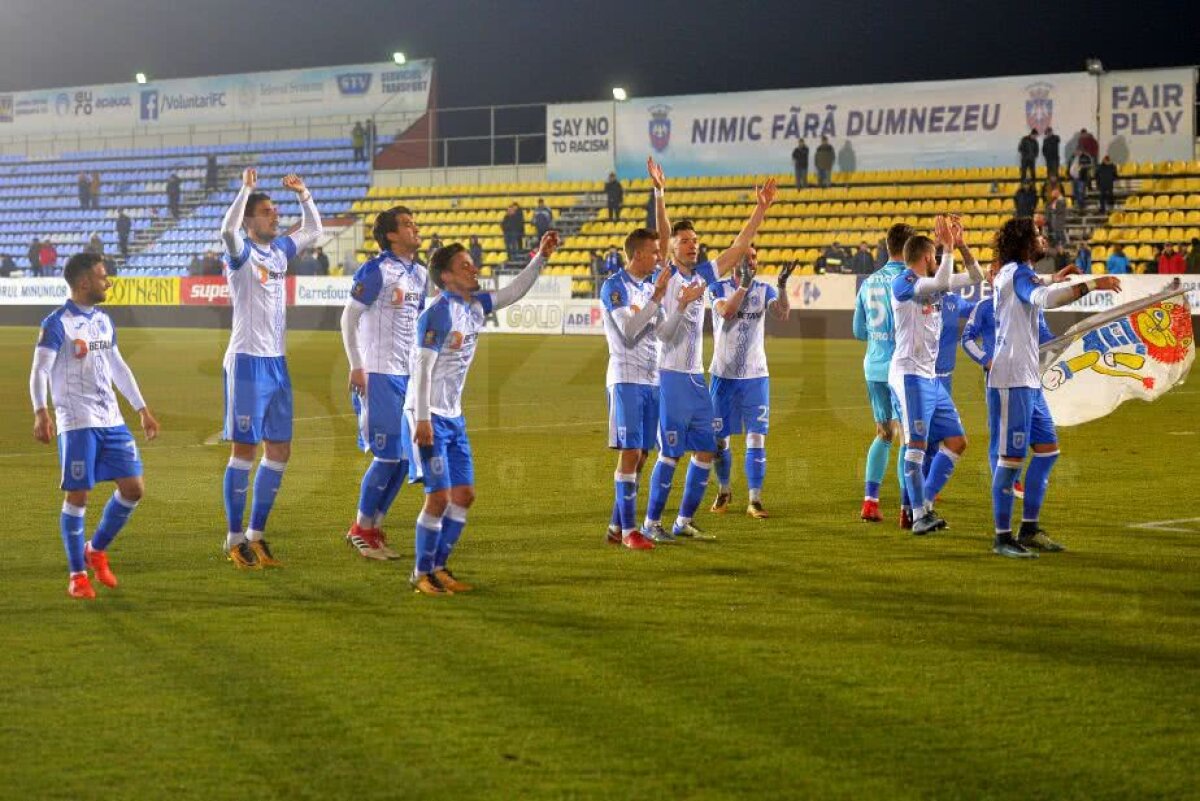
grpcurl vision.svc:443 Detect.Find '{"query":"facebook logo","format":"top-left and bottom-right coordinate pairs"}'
top-left (139, 90), bottom-right (158, 121)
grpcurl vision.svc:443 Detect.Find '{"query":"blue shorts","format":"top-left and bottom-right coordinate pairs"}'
top-left (988, 386), bottom-right (1057, 459)
top-left (607, 383), bottom-right (660, 451)
top-left (223, 353), bottom-right (293, 444)
top-left (658, 370), bottom-right (718, 457)
top-left (403, 413), bottom-right (474, 493)
top-left (937, 374), bottom-right (953, 394)
top-left (710, 376), bottom-right (770, 438)
top-left (58, 425), bottom-right (143, 491)
top-left (889, 373), bottom-right (964, 445)
top-left (352, 373), bottom-right (409, 460)
top-left (865, 380), bottom-right (894, 424)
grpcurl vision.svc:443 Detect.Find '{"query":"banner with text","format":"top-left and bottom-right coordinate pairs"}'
top-left (0, 60), bottom-right (434, 136)
top-left (546, 102), bottom-right (616, 181)
top-left (603, 72), bottom-right (1097, 178)
top-left (1099, 68), bottom-right (1197, 165)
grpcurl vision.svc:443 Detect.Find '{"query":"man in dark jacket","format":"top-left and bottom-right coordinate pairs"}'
top-left (814, 136), bottom-right (835, 187)
top-left (532, 199), bottom-right (553, 240)
top-left (166, 173), bottom-right (182, 217)
top-left (1018, 129), bottom-right (1038, 182)
top-left (850, 242), bottom-right (875, 274)
top-left (603, 173), bottom-right (623, 220)
top-left (791, 139), bottom-right (809, 188)
top-left (501, 204), bottom-right (525, 259)
top-left (1095, 156), bottom-right (1118, 213)
top-left (27, 238), bottom-right (40, 274)
top-left (1042, 127), bottom-right (1061, 179)
top-left (1014, 182), bottom-right (1038, 218)
top-left (116, 209), bottom-right (132, 258)
top-left (205, 155), bottom-right (219, 192)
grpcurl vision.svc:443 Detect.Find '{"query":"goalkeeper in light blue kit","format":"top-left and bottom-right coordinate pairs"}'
top-left (888, 216), bottom-right (984, 535)
top-left (403, 231), bottom-right (560, 594)
top-left (853, 222), bottom-right (914, 525)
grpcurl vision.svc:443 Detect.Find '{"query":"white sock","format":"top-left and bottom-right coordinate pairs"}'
top-left (749, 488), bottom-right (762, 502)
top-left (226, 531), bottom-right (246, 549)
top-left (245, 528), bottom-right (264, 543)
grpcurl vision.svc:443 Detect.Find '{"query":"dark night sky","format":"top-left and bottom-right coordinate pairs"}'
top-left (0, 0), bottom-right (1196, 106)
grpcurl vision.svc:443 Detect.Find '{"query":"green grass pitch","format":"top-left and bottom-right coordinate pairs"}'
top-left (1, 326), bottom-right (1197, 801)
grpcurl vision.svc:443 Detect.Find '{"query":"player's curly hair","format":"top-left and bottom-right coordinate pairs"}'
top-left (373, 205), bottom-right (414, 251)
top-left (428, 242), bottom-right (466, 289)
top-left (995, 217), bottom-right (1038, 265)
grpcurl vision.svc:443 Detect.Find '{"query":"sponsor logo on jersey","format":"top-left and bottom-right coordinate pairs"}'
top-left (391, 288), bottom-right (421, 305)
top-left (71, 338), bottom-right (113, 358)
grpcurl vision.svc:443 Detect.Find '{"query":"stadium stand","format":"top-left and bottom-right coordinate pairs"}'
top-left (1085, 160), bottom-right (1200, 271)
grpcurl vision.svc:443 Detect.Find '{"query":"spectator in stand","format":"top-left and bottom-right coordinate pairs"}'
top-left (1146, 244), bottom-right (1163, 273)
top-left (468, 236), bottom-right (484, 268)
top-left (850, 241), bottom-right (874, 274)
top-left (116, 209), bottom-right (131, 259)
top-left (1042, 127), bottom-right (1061, 179)
top-left (1075, 239), bottom-right (1092, 273)
top-left (1105, 243), bottom-right (1130, 274)
top-left (1040, 176), bottom-right (1061, 206)
top-left (814, 136), bottom-right (835, 187)
top-left (791, 139), bottom-right (809, 188)
top-left (604, 244), bottom-right (623, 274)
top-left (589, 250), bottom-right (605, 279)
top-left (533, 198), bottom-right (553, 240)
top-left (351, 121), bottom-right (365, 161)
top-left (875, 237), bottom-right (888, 268)
top-left (823, 240), bottom-right (846, 272)
top-left (1018, 129), bottom-right (1039, 182)
top-left (1095, 155), bottom-right (1118, 214)
top-left (1067, 149), bottom-right (1091, 211)
top-left (366, 118), bottom-right (377, 158)
top-left (27, 238), bottom-right (41, 274)
top-left (603, 172), bottom-right (623, 220)
top-left (89, 172), bottom-right (102, 209)
top-left (166, 172), bottom-right (182, 218)
top-left (1188, 238), bottom-right (1200, 273)
top-left (1046, 187), bottom-right (1067, 248)
top-left (0, 253), bottom-right (16, 277)
top-left (187, 254), bottom-right (205, 276)
top-left (202, 250), bottom-right (223, 276)
top-left (77, 173), bottom-right (91, 210)
top-left (205, 154), bottom-right (219, 192)
top-left (1014, 182), bottom-right (1038, 218)
top-left (1158, 243), bottom-right (1186, 275)
top-left (426, 233), bottom-right (444, 263)
top-left (1078, 128), bottom-right (1099, 161)
top-left (294, 248), bottom-right (322, 276)
top-left (85, 234), bottom-right (105, 256)
top-left (315, 246), bottom-right (329, 275)
top-left (501, 203), bottom-right (525, 259)
top-left (39, 239), bottom-right (58, 276)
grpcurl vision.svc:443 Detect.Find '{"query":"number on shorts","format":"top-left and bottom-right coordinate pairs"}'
top-left (757, 405), bottom-right (769, 424)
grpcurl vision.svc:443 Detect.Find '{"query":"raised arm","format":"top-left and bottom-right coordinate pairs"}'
top-left (220, 168), bottom-right (255, 258)
top-left (648, 158), bottom-right (670, 261)
top-left (282, 174), bottom-right (323, 252)
top-left (768, 261), bottom-right (795, 320)
top-left (1021, 272), bottom-right (1122, 310)
top-left (489, 231), bottom-right (558, 310)
top-left (714, 178), bottom-right (777, 276)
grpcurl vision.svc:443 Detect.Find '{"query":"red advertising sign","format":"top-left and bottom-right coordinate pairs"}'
top-left (180, 276), bottom-right (296, 306)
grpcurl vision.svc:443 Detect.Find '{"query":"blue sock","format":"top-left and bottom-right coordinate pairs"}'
top-left (923, 443), bottom-right (937, 479)
top-left (715, 442), bottom-right (732, 490)
top-left (924, 446), bottom-right (959, 501)
top-left (248, 458), bottom-right (286, 536)
top-left (992, 463), bottom-right (1022, 534)
top-left (675, 458), bottom-right (711, 524)
top-left (60, 502), bottom-right (86, 574)
top-left (1021, 451), bottom-right (1059, 522)
top-left (610, 501), bottom-right (621, 527)
top-left (90, 491), bottom-right (138, 551)
top-left (414, 511), bottom-right (441, 574)
top-left (645, 457), bottom-right (677, 524)
top-left (614, 471), bottom-right (637, 533)
top-left (357, 458), bottom-right (399, 526)
top-left (373, 460), bottom-right (407, 526)
top-left (902, 447), bottom-right (926, 510)
top-left (864, 436), bottom-right (890, 500)
top-left (222, 457), bottom-right (252, 536)
top-left (745, 446), bottom-right (766, 499)
top-left (434, 504), bottom-right (468, 569)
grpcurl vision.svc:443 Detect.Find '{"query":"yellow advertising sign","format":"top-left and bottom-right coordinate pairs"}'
top-left (106, 277), bottom-right (181, 306)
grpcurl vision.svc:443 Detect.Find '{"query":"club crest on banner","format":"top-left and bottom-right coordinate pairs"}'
top-left (648, 104), bottom-right (671, 153)
top-left (1025, 82), bottom-right (1054, 132)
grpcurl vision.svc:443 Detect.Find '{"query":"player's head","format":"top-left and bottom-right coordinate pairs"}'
top-left (63, 252), bottom-right (109, 304)
top-left (374, 206), bottom-right (419, 255)
top-left (429, 243), bottom-right (479, 294)
top-left (902, 234), bottom-right (937, 275)
top-left (624, 228), bottom-right (659, 275)
top-left (243, 192), bottom-right (278, 241)
top-left (885, 222), bottom-right (916, 259)
top-left (995, 217), bottom-right (1045, 265)
top-left (671, 219), bottom-right (699, 267)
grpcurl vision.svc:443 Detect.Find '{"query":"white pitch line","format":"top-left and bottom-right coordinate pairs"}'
top-left (1127, 517), bottom-right (1200, 533)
